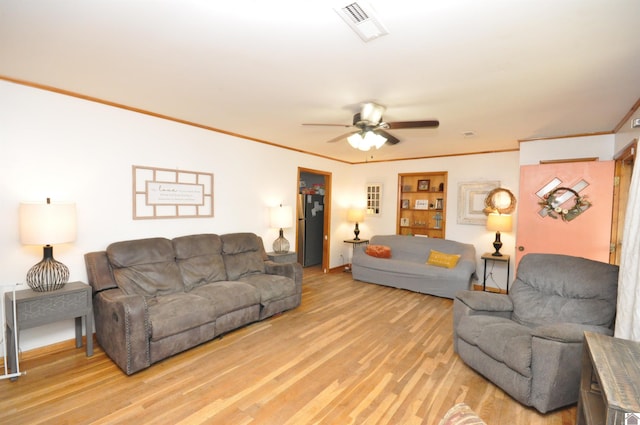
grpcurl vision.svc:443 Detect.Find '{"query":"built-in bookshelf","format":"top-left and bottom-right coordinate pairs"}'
top-left (397, 172), bottom-right (447, 238)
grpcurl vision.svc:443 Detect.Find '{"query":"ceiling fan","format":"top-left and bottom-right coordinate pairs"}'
top-left (303, 102), bottom-right (439, 151)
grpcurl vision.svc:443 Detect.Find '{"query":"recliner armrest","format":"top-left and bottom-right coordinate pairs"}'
top-left (93, 288), bottom-right (151, 375)
top-left (453, 290), bottom-right (513, 353)
top-left (532, 322), bottom-right (613, 343)
top-left (455, 290), bottom-right (513, 312)
top-left (264, 261), bottom-right (303, 289)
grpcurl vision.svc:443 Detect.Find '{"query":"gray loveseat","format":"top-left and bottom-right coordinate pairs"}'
top-left (84, 232), bottom-right (302, 375)
top-left (453, 253), bottom-right (618, 413)
top-left (351, 235), bottom-right (477, 299)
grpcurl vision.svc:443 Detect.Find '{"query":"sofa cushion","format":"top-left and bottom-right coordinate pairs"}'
top-left (172, 234), bottom-right (227, 291)
top-left (190, 281), bottom-right (260, 316)
top-left (458, 315), bottom-right (533, 377)
top-left (239, 273), bottom-right (298, 305)
top-left (107, 237), bottom-right (184, 298)
top-left (147, 292), bottom-right (218, 341)
top-left (221, 233), bottom-right (266, 280)
top-left (365, 245), bottom-right (392, 258)
top-left (510, 254), bottom-right (619, 328)
top-left (427, 249), bottom-right (461, 268)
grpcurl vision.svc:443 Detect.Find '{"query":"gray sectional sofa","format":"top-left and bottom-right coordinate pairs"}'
top-left (351, 235), bottom-right (477, 299)
top-left (84, 232), bottom-right (302, 375)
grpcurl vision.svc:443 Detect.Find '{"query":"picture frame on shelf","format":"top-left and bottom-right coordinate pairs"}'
top-left (401, 199), bottom-right (410, 209)
top-left (415, 199), bottom-right (429, 210)
top-left (400, 217), bottom-right (410, 226)
top-left (417, 179), bottom-right (431, 191)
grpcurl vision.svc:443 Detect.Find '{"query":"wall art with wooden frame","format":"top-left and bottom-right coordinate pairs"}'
top-left (132, 165), bottom-right (214, 219)
top-left (457, 180), bottom-right (500, 225)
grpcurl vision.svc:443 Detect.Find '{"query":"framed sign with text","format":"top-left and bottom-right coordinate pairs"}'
top-left (132, 165), bottom-right (214, 219)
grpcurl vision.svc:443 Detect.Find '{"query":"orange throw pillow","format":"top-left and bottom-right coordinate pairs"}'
top-left (365, 245), bottom-right (392, 258)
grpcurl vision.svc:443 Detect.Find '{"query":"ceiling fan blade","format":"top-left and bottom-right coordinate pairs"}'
top-left (377, 130), bottom-right (400, 145)
top-left (327, 130), bottom-right (359, 143)
top-left (302, 123), bottom-right (352, 127)
top-left (386, 120), bottom-right (439, 129)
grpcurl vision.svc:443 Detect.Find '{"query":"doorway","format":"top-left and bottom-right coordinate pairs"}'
top-left (297, 167), bottom-right (332, 273)
top-left (610, 140), bottom-right (637, 264)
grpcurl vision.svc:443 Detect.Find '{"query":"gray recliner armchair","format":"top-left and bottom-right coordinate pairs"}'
top-left (453, 253), bottom-right (618, 413)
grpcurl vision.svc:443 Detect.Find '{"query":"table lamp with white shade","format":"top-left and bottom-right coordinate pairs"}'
top-left (486, 213), bottom-right (512, 257)
top-left (270, 204), bottom-right (293, 253)
top-left (19, 198), bottom-right (77, 291)
top-left (347, 208), bottom-right (365, 241)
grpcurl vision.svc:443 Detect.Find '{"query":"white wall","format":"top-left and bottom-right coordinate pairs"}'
top-left (614, 114), bottom-right (640, 155)
top-left (1, 80), bottom-right (353, 350)
top-left (520, 134), bottom-right (615, 165)
top-left (0, 79), bottom-right (621, 352)
top-left (345, 152), bottom-right (521, 291)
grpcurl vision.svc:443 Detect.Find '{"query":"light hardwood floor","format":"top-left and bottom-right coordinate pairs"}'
top-left (1, 267), bottom-right (576, 424)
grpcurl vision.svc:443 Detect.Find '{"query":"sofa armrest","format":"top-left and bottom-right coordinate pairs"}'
top-left (455, 290), bottom-right (513, 312)
top-left (453, 290), bottom-right (513, 353)
top-left (529, 323), bottom-right (613, 412)
top-left (85, 251), bottom-right (118, 293)
top-left (264, 260), bottom-right (303, 290)
top-left (532, 322), bottom-right (613, 343)
top-left (93, 288), bottom-right (151, 375)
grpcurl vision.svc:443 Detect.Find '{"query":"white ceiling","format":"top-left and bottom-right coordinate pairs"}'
top-left (2, 0), bottom-right (639, 163)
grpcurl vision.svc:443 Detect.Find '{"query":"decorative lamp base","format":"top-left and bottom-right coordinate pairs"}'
top-left (491, 231), bottom-right (503, 257)
top-left (273, 228), bottom-right (290, 254)
top-left (353, 222), bottom-right (360, 241)
top-left (26, 245), bottom-right (69, 291)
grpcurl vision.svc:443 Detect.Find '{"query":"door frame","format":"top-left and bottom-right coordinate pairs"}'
top-left (297, 167), bottom-right (332, 273)
top-left (610, 139), bottom-right (637, 264)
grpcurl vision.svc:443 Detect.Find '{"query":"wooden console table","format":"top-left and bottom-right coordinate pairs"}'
top-left (4, 281), bottom-right (93, 381)
top-left (576, 331), bottom-right (640, 425)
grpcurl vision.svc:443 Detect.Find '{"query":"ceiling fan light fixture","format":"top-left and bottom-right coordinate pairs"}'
top-left (365, 130), bottom-right (387, 149)
top-left (360, 102), bottom-right (385, 125)
top-left (347, 132), bottom-right (365, 150)
top-left (347, 130), bottom-right (386, 151)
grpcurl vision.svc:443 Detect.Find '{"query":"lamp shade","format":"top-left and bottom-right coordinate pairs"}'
top-left (486, 213), bottom-right (512, 232)
top-left (19, 199), bottom-right (77, 292)
top-left (270, 205), bottom-right (293, 229)
top-left (19, 201), bottom-right (77, 245)
top-left (347, 208), bottom-right (365, 223)
top-left (347, 131), bottom-right (387, 151)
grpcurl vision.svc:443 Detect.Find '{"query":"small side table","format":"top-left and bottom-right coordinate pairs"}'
top-left (266, 251), bottom-right (297, 263)
top-left (343, 239), bottom-right (369, 272)
top-left (577, 332), bottom-right (640, 425)
top-left (481, 252), bottom-right (510, 293)
top-left (4, 281), bottom-right (93, 381)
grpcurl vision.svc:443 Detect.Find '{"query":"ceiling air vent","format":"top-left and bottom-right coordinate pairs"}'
top-left (334, 2), bottom-right (389, 42)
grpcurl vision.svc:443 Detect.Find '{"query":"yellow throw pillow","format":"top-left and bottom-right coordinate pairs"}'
top-left (427, 250), bottom-right (461, 269)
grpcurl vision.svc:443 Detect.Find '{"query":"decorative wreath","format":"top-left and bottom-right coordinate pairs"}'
top-left (483, 188), bottom-right (517, 215)
top-left (538, 187), bottom-right (591, 222)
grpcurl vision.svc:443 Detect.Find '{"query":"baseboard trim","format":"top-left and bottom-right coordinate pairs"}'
top-left (9, 335), bottom-right (96, 362)
top-left (472, 283), bottom-right (507, 294)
